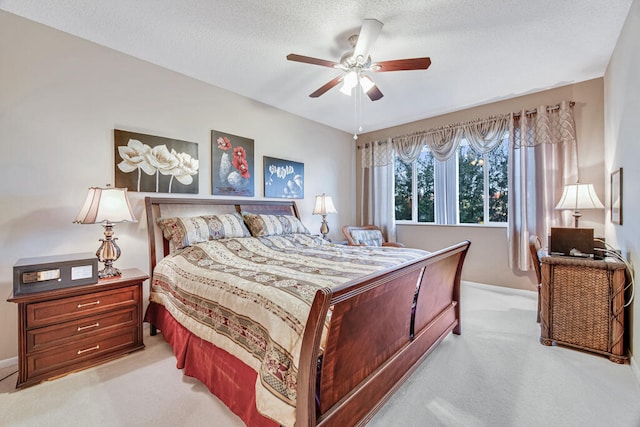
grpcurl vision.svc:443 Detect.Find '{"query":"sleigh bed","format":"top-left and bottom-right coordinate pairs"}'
top-left (143, 196), bottom-right (470, 427)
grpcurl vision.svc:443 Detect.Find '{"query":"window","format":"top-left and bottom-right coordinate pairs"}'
top-left (394, 157), bottom-right (412, 221)
top-left (394, 136), bottom-right (508, 224)
top-left (394, 149), bottom-right (435, 222)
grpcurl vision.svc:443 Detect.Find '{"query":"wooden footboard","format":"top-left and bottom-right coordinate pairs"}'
top-left (297, 240), bottom-right (470, 427)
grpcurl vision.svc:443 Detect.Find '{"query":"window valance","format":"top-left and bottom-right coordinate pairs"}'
top-left (358, 114), bottom-right (510, 166)
top-left (391, 114), bottom-right (510, 163)
top-left (359, 100), bottom-right (575, 166)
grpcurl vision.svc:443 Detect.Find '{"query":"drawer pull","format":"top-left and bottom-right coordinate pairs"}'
top-left (77, 300), bottom-right (100, 308)
top-left (77, 345), bottom-right (100, 355)
top-left (77, 322), bottom-right (100, 332)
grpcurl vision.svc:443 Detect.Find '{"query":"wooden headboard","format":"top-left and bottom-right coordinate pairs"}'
top-left (144, 196), bottom-right (300, 274)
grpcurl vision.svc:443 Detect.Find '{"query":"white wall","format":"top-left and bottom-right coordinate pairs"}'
top-left (604, 0), bottom-right (640, 364)
top-left (0, 12), bottom-right (354, 361)
top-left (359, 79), bottom-right (607, 291)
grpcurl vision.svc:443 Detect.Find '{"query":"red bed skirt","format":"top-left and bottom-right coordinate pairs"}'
top-left (144, 302), bottom-right (279, 427)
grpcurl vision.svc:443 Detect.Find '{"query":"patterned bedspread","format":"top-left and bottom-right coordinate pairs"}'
top-left (150, 233), bottom-right (427, 426)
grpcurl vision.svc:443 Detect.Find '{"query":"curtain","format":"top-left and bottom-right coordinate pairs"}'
top-left (360, 139), bottom-right (396, 242)
top-left (464, 115), bottom-right (510, 154)
top-left (507, 100), bottom-right (577, 271)
top-left (423, 127), bottom-right (465, 161)
top-left (392, 134), bottom-right (424, 163)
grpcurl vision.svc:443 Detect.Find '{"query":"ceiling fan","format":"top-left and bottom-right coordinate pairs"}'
top-left (286, 19), bottom-right (431, 101)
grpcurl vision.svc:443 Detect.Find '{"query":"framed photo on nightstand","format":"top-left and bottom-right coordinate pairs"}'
top-left (611, 168), bottom-right (622, 225)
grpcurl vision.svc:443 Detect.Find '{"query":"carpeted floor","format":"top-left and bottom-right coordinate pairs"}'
top-left (1, 282), bottom-right (639, 426)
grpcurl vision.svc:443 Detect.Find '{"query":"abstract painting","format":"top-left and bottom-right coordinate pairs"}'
top-left (114, 129), bottom-right (199, 194)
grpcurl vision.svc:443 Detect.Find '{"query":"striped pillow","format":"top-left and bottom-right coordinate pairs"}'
top-left (157, 212), bottom-right (250, 249)
top-left (242, 213), bottom-right (310, 237)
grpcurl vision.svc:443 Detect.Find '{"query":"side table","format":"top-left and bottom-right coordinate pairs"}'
top-left (539, 255), bottom-right (627, 363)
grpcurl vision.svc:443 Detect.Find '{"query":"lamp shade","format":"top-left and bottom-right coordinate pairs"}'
top-left (312, 193), bottom-right (337, 215)
top-left (555, 183), bottom-right (604, 211)
top-left (74, 186), bottom-right (137, 224)
top-left (359, 75), bottom-right (375, 93)
top-left (339, 71), bottom-right (358, 96)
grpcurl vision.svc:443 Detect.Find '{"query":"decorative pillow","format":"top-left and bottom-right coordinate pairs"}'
top-left (157, 213), bottom-right (250, 249)
top-left (243, 213), bottom-right (310, 237)
top-left (201, 213), bottom-right (251, 240)
top-left (349, 229), bottom-right (384, 246)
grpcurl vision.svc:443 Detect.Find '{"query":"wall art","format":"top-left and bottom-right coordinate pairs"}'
top-left (611, 167), bottom-right (623, 225)
top-left (114, 129), bottom-right (199, 194)
top-left (263, 156), bottom-right (304, 199)
top-left (211, 130), bottom-right (254, 197)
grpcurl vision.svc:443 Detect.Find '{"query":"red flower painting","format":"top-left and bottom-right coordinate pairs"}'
top-left (212, 131), bottom-right (254, 196)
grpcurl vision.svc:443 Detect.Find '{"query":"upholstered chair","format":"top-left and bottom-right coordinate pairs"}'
top-left (342, 225), bottom-right (405, 248)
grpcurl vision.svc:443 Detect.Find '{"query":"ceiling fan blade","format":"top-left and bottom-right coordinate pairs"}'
top-left (374, 57), bottom-right (432, 72)
top-left (366, 84), bottom-right (384, 101)
top-left (286, 53), bottom-right (339, 68)
top-left (352, 19), bottom-right (383, 63)
top-left (309, 75), bottom-right (344, 98)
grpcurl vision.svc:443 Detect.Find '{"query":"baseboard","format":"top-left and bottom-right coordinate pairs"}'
top-left (0, 356), bottom-right (17, 370)
top-left (462, 280), bottom-right (535, 296)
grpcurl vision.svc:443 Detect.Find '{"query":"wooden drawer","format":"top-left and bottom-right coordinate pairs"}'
top-left (26, 285), bottom-right (139, 328)
top-left (26, 326), bottom-right (140, 379)
top-left (8, 268), bottom-right (148, 388)
top-left (27, 307), bottom-right (138, 353)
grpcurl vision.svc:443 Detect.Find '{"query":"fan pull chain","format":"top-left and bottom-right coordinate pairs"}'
top-left (358, 87), bottom-right (363, 133)
top-left (353, 84), bottom-right (363, 140)
top-left (353, 88), bottom-right (359, 140)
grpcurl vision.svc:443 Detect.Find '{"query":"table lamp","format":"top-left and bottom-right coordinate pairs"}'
top-left (74, 186), bottom-right (137, 278)
top-left (555, 182), bottom-right (604, 227)
top-left (312, 193), bottom-right (337, 240)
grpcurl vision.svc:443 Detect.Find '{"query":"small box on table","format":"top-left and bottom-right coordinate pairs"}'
top-left (13, 253), bottom-right (98, 296)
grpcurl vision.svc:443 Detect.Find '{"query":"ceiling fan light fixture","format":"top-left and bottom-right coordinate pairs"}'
top-left (359, 75), bottom-right (375, 93)
top-left (286, 18), bottom-right (430, 101)
top-left (340, 71), bottom-right (358, 95)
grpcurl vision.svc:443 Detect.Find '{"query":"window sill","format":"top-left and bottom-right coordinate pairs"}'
top-left (395, 222), bottom-right (507, 229)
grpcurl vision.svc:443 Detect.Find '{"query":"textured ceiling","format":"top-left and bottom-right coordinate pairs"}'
top-left (0, 0), bottom-right (633, 135)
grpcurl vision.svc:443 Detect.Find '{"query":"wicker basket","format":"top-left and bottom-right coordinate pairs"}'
top-left (540, 256), bottom-right (627, 363)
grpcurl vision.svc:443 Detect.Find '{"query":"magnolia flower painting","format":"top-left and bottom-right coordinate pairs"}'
top-left (114, 129), bottom-right (199, 194)
top-left (211, 130), bottom-right (254, 197)
top-left (263, 156), bottom-right (304, 199)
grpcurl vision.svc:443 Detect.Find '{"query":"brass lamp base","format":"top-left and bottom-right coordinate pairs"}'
top-left (572, 210), bottom-right (582, 228)
top-left (96, 222), bottom-right (122, 278)
top-left (319, 215), bottom-right (330, 240)
top-left (98, 264), bottom-right (122, 279)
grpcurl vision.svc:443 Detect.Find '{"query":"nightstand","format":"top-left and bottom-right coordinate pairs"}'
top-left (7, 268), bottom-right (148, 388)
top-left (539, 256), bottom-right (627, 363)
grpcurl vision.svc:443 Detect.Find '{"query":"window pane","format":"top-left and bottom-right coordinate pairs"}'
top-left (394, 157), bottom-right (412, 220)
top-left (458, 144), bottom-right (484, 224)
top-left (488, 138), bottom-right (508, 222)
top-left (416, 149), bottom-right (435, 222)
